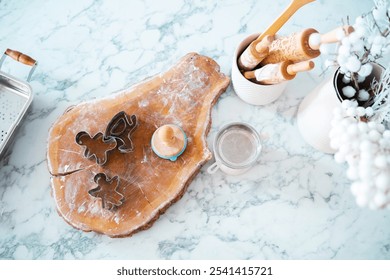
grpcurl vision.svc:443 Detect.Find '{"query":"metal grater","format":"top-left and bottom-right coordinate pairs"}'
top-left (0, 49), bottom-right (37, 158)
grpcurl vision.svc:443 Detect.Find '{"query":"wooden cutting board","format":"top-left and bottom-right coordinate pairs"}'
top-left (47, 53), bottom-right (230, 237)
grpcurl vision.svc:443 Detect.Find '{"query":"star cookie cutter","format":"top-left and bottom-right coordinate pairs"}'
top-left (75, 111), bottom-right (138, 165)
top-left (88, 173), bottom-right (124, 211)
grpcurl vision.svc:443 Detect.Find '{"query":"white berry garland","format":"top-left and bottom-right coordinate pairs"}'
top-left (330, 100), bottom-right (390, 209)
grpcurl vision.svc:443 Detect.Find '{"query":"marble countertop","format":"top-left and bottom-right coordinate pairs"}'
top-left (1, 0), bottom-right (389, 260)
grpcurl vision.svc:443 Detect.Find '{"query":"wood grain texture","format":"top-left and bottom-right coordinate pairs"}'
top-left (47, 53), bottom-right (230, 237)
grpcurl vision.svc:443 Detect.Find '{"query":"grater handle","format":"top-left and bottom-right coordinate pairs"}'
top-left (5, 49), bottom-right (36, 66)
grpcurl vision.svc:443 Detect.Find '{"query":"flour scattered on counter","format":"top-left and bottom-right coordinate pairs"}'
top-left (78, 204), bottom-right (86, 213)
top-left (138, 99), bottom-right (149, 107)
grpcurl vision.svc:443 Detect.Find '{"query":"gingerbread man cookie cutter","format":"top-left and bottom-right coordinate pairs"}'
top-left (75, 131), bottom-right (117, 165)
top-left (88, 173), bottom-right (124, 211)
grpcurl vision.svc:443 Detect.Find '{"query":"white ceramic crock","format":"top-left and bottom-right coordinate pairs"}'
top-left (231, 33), bottom-right (288, 105)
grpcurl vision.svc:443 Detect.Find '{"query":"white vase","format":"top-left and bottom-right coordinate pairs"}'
top-left (297, 63), bottom-right (384, 154)
top-left (297, 73), bottom-right (339, 154)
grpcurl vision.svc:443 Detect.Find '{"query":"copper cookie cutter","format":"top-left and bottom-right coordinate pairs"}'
top-left (76, 111), bottom-right (138, 165)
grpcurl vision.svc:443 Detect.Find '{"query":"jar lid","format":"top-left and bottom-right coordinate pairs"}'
top-left (214, 122), bottom-right (261, 169)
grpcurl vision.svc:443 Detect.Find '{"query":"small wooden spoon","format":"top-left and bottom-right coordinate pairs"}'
top-left (255, 0), bottom-right (316, 51)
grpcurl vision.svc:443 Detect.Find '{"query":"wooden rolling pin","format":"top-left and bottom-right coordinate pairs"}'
top-left (260, 26), bottom-right (354, 65)
top-left (244, 60), bottom-right (314, 85)
top-left (308, 25), bottom-right (354, 50)
top-left (238, 35), bottom-right (274, 71)
top-left (237, 0), bottom-right (315, 70)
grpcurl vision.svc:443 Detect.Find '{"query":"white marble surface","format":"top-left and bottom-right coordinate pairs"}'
top-left (1, 0), bottom-right (389, 260)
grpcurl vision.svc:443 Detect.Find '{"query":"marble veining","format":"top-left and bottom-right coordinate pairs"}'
top-left (1, 0), bottom-right (389, 260)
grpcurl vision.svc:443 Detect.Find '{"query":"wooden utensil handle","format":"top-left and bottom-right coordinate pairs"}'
top-left (256, 0), bottom-right (315, 42)
top-left (320, 25), bottom-right (354, 44)
top-left (5, 49), bottom-right (36, 66)
top-left (308, 25), bottom-right (354, 50)
top-left (286, 60), bottom-right (314, 75)
top-left (243, 71), bottom-right (256, 80)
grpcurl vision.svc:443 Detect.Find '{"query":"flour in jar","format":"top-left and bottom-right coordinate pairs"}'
top-left (217, 126), bottom-right (259, 167)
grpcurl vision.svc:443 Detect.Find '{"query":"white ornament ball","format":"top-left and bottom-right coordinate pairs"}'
top-left (341, 37), bottom-right (352, 47)
top-left (356, 107), bottom-right (366, 117)
top-left (360, 139), bottom-right (372, 152)
top-left (358, 63), bottom-right (373, 78)
top-left (360, 150), bottom-right (374, 163)
top-left (346, 107), bottom-right (357, 117)
top-left (358, 122), bottom-right (369, 133)
top-left (373, 34), bottom-right (386, 46)
top-left (342, 86), bottom-right (356, 98)
top-left (375, 173), bottom-right (389, 191)
top-left (330, 138), bottom-right (341, 149)
top-left (348, 32), bottom-right (361, 44)
top-left (373, 8), bottom-right (387, 21)
top-left (346, 56), bottom-right (361, 72)
top-left (365, 107), bottom-right (374, 117)
top-left (356, 195), bottom-right (368, 207)
top-left (351, 182), bottom-right (361, 196)
top-left (334, 152), bottom-right (345, 163)
top-left (357, 74), bottom-right (366, 83)
top-left (352, 40), bottom-right (365, 53)
top-left (374, 155), bottom-right (388, 169)
top-left (379, 138), bottom-right (390, 149)
top-left (338, 55), bottom-right (349, 68)
top-left (360, 181), bottom-right (373, 193)
top-left (359, 166), bottom-right (373, 181)
top-left (357, 89), bottom-right (370, 101)
top-left (369, 130), bottom-right (381, 142)
top-left (342, 100), bottom-right (353, 109)
top-left (341, 118), bottom-right (353, 127)
top-left (375, 123), bottom-right (385, 133)
top-left (338, 44), bottom-right (350, 55)
top-left (371, 44), bottom-right (382, 57)
top-left (347, 124), bottom-right (359, 136)
top-left (355, 16), bottom-right (364, 26)
top-left (346, 154), bottom-right (358, 164)
top-left (339, 66), bottom-right (349, 74)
